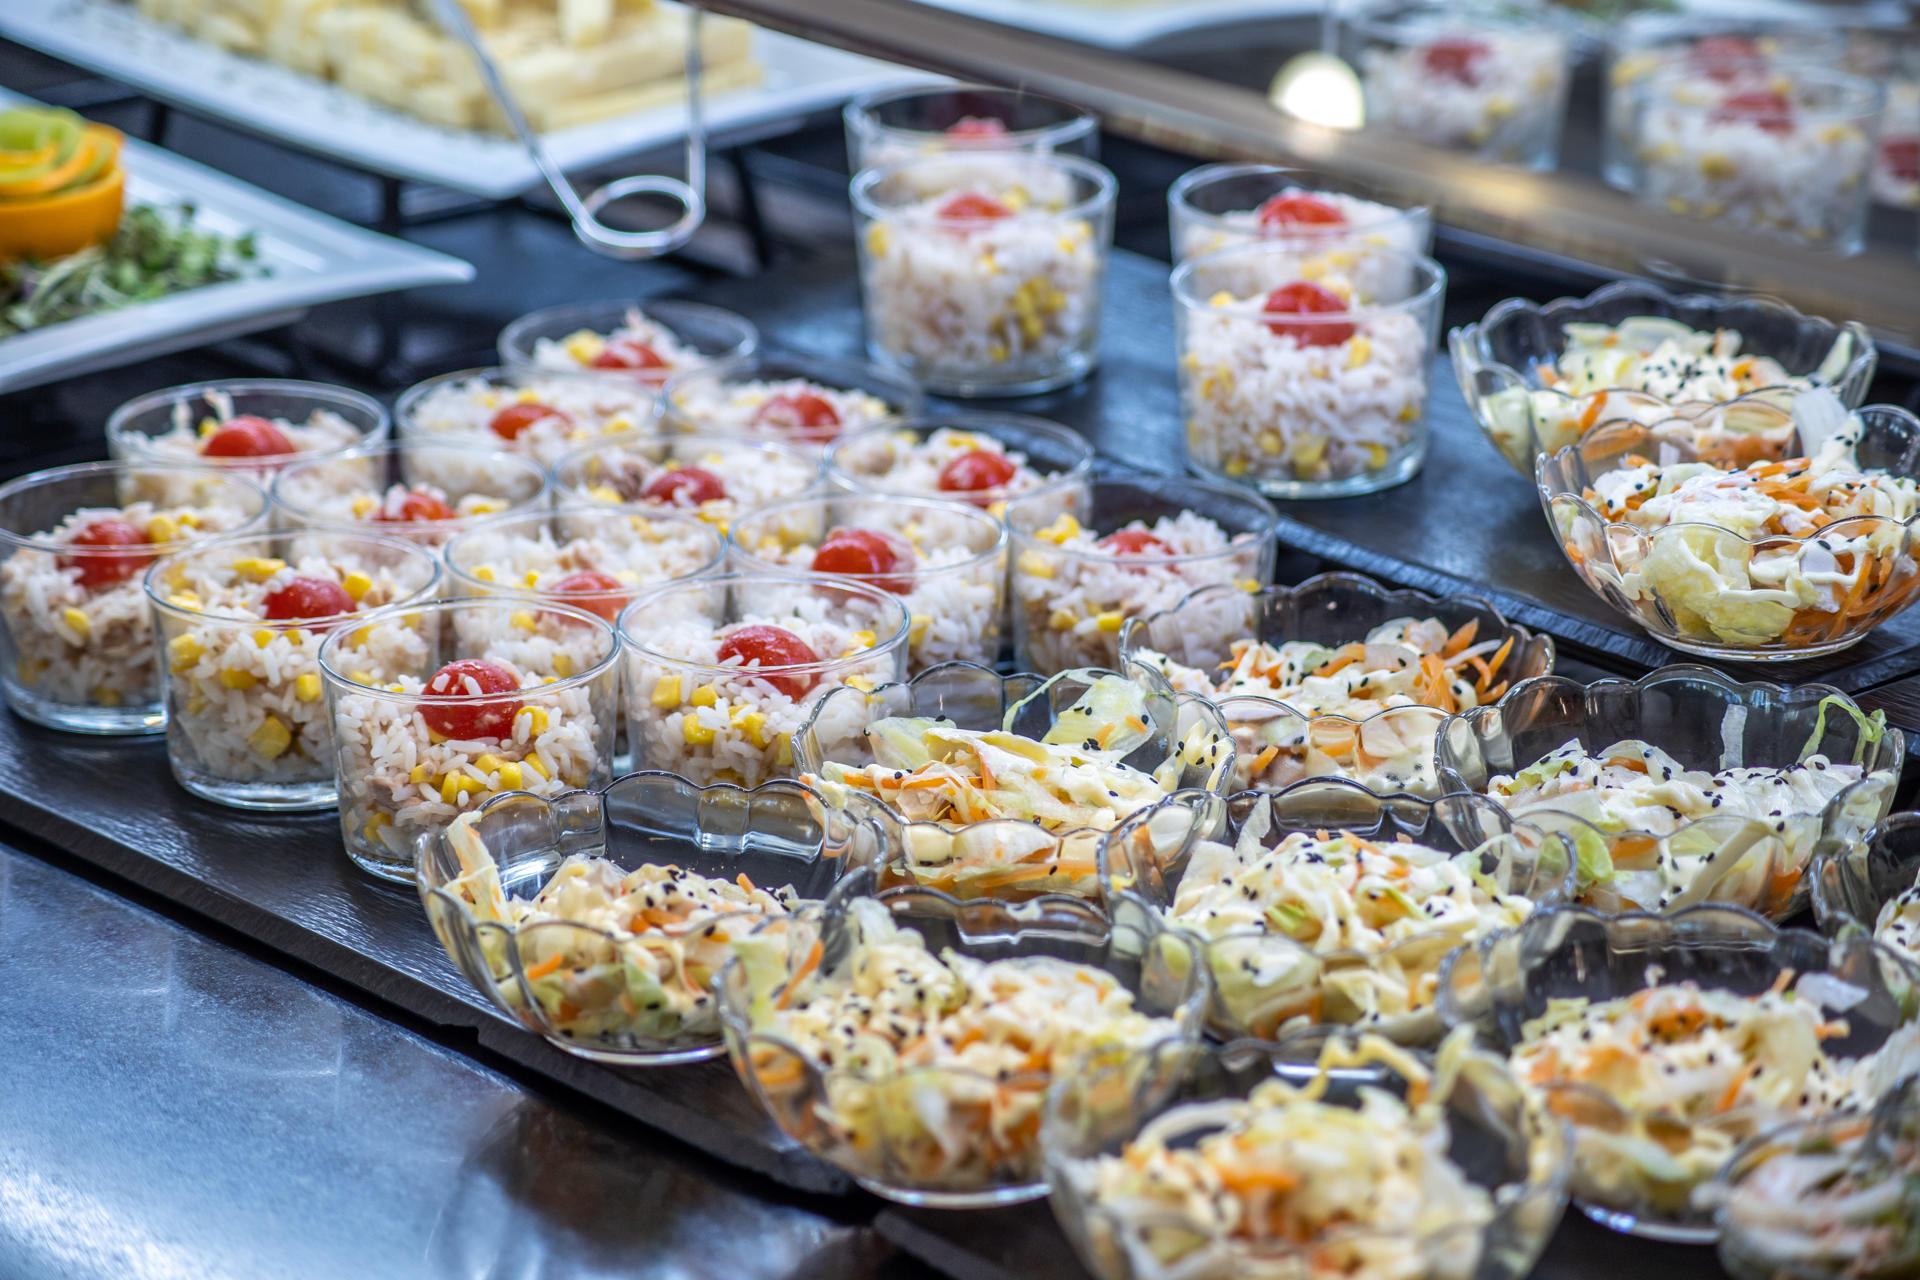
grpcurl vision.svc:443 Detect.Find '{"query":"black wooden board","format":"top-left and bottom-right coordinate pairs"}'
top-left (0, 713), bottom-right (848, 1194)
top-left (691, 250), bottom-right (1920, 705)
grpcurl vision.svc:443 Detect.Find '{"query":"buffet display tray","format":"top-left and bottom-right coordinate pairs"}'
top-left (688, 249), bottom-right (1920, 715)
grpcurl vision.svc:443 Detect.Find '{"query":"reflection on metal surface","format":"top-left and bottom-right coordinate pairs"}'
top-left (701, 0), bottom-right (1920, 344)
top-left (1269, 52), bottom-right (1364, 130)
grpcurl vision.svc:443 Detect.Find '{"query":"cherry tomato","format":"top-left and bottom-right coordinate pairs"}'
top-left (945, 116), bottom-right (1009, 139)
top-left (201, 415), bottom-right (294, 459)
top-left (260, 575), bottom-right (356, 622)
top-left (421, 659), bottom-right (523, 741)
top-left (1887, 137), bottom-right (1920, 183)
top-left (1421, 36), bottom-right (1489, 86)
top-left (640, 466), bottom-right (728, 507)
top-left (489, 402), bottom-right (561, 442)
top-left (591, 339), bottom-right (669, 382)
top-left (936, 449), bottom-right (1018, 501)
top-left (59, 518), bottom-right (151, 589)
top-left (1712, 90), bottom-right (1794, 135)
top-left (1256, 193), bottom-right (1348, 231)
top-left (547, 570), bottom-right (628, 624)
top-left (1099, 528), bottom-right (1171, 556)
top-left (374, 489), bottom-right (457, 523)
top-left (936, 192), bottom-right (1014, 223)
top-left (811, 527), bottom-right (913, 594)
top-left (1690, 34), bottom-right (1762, 82)
top-left (1262, 281), bottom-right (1356, 347)
top-left (717, 624), bottom-right (822, 700)
top-left (751, 390), bottom-right (843, 443)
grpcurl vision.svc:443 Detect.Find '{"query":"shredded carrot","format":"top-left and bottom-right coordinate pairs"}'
top-left (736, 872), bottom-right (755, 894)
top-left (524, 951), bottom-right (566, 980)
top-left (1441, 619), bottom-right (1480, 658)
top-left (1485, 635), bottom-right (1514, 678)
top-left (1250, 744), bottom-right (1280, 775)
top-left (1716, 1062), bottom-right (1757, 1113)
top-left (1768, 968), bottom-right (1795, 995)
top-left (776, 939), bottom-right (824, 1010)
top-left (1313, 644), bottom-right (1365, 678)
top-left (1575, 395), bottom-right (1605, 435)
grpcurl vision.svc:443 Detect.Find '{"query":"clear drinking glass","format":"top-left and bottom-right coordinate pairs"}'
top-left (1167, 162), bottom-right (1432, 264)
top-left (393, 366), bottom-right (656, 467)
top-left (496, 299), bottom-right (758, 381)
top-left (107, 379), bottom-right (388, 472)
top-left (844, 83), bottom-right (1098, 172)
top-left (824, 413), bottom-right (1095, 524)
top-left (270, 441), bottom-right (548, 548)
top-left (654, 351), bottom-right (922, 454)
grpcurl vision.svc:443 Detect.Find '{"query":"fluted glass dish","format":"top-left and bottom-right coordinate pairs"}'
top-left (1812, 811), bottom-right (1920, 970)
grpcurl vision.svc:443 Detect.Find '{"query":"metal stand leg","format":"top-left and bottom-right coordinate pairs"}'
top-left (728, 147), bottom-right (773, 272)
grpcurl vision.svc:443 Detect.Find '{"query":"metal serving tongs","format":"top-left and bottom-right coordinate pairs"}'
top-left (423, 0), bottom-right (707, 259)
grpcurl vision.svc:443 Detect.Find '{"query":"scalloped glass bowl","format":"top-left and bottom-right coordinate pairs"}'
top-left (717, 872), bottom-right (1210, 1206)
top-left (1043, 1029), bottom-right (1571, 1280)
top-left (416, 772), bottom-right (883, 1065)
top-left (1437, 904), bottom-right (1920, 1241)
top-left (1813, 811), bottom-right (1920, 968)
top-left (794, 661), bottom-right (1234, 902)
top-left (1540, 406), bottom-right (1920, 660)
top-left (1437, 667), bottom-right (1903, 920)
top-left (1450, 280), bottom-right (1876, 475)
top-left (1120, 573), bottom-right (1555, 794)
top-left (1101, 780), bottom-right (1574, 1045)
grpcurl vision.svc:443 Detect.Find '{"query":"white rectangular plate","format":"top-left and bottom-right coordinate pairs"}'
top-left (0, 88), bottom-right (475, 395)
top-left (900, 0), bottom-right (1318, 51)
top-left (0, 2), bottom-right (935, 198)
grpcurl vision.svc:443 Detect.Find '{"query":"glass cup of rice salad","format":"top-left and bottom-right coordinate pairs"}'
top-left (1174, 242), bottom-right (1446, 499)
top-left (107, 380), bottom-right (388, 473)
top-left (824, 413), bottom-right (1095, 524)
top-left (0, 462), bottom-right (268, 734)
top-left (495, 299), bottom-right (757, 386)
top-left (726, 494), bottom-right (1007, 674)
top-left (654, 352), bottom-right (922, 454)
top-left (269, 442), bottom-right (549, 549)
top-left (1008, 476), bottom-right (1278, 676)
top-left (394, 367), bottom-right (654, 468)
top-left (1167, 163), bottom-right (1432, 273)
top-left (1335, 0), bottom-right (1574, 170)
top-left (1630, 64), bottom-right (1884, 254)
top-left (843, 83), bottom-right (1099, 173)
top-left (619, 572), bottom-right (911, 788)
top-left (320, 596), bottom-right (620, 883)
top-left (550, 433), bottom-right (823, 532)
top-left (851, 151), bottom-right (1117, 397)
top-left (147, 529), bottom-right (442, 809)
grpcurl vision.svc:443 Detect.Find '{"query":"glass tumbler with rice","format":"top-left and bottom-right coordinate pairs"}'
top-left (1167, 162), bottom-right (1432, 268)
top-left (107, 379), bottom-right (389, 471)
top-left (394, 367), bottom-right (657, 467)
top-left (495, 299), bottom-right (758, 384)
top-left (147, 529), bottom-right (442, 809)
top-left (726, 493), bottom-right (1008, 674)
top-left (441, 506), bottom-right (727, 623)
top-left (320, 596), bottom-right (620, 883)
top-left (271, 441), bottom-right (549, 548)
top-left (0, 462), bottom-right (268, 734)
top-left (852, 152), bottom-right (1117, 397)
top-left (1008, 476), bottom-right (1278, 675)
top-left (619, 572), bottom-right (910, 788)
top-left (1173, 242), bottom-right (1446, 498)
top-left (823, 413), bottom-right (1095, 526)
top-left (654, 352), bottom-right (922, 454)
top-left (843, 83), bottom-right (1099, 172)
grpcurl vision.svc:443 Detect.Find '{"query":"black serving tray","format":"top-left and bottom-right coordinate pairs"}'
top-left (687, 250), bottom-right (1920, 713)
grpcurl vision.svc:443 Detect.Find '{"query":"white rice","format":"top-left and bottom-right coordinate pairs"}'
top-left (401, 374), bottom-right (653, 467)
top-left (448, 514), bottom-right (723, 596)
top-left (859, 191), bottom-right (1102, 384)
top-left (1012, 511), bottom-right (1266, 674)
top-left (523, 308), bottom-right (707, 376)
top-left (1180, 283), bottom-right (1430, 488)
top-left (0, 500), bottom-right (252, 711)
top-left (828, 426), bottom-right (1077, 522)
top-left (1635, 82), bottom-right (1874, 247)
top-left (1361, 29), bottom-right (1570, 165)
top-left (332, 615), bottom-right (615, 868)
top-left (1174, 188), bottom-right (1425, 302)
top-left (155, 549), bottom-right (435, 789)
top-left (623, 596), bottom-right (904, 787)
top-left (276, 482), bottom-right (531, 547)
top-left (664, 377), bottom-right (897, 450)
top-left (553, 437), bottom-right (821, 529)
top-left (133, 387), bottom-right (362, 464)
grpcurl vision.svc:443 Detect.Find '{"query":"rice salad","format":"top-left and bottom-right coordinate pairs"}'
top-left (1634, 68), bottom-right (1880, 250)
top-left (123, 385), bottom-right (365, 466)
top-left (621, 577), bottom-right (909, 787)
top-left (554, 435), bottom-right (821, 530)
top-left (326, 599), bottom-right (618, 879)
top-left (827, 423), bottom-right (1089, 521)
top-left (0, 483), bottom-right (262, 723)
top-left (1012, 510), bottom-right (1270, 675)
top-left (445, 508), bottom-right (724, 621)
top-left (662, 375), bottom-right (899, 450)
top-left (519, 307), bottom-right (710, 382)
top-left (1136, 614), bottom-right (1520, 793)
top-left (1359, 28), bottom-right (1571, 166)
top-left (271, 446), bottom-right (548, 549)
top-left (150, 535), bottom-right (439, 806)
top-left (398, 369), bottom-right (653, 466)
top-left (728, 497), bottom-right (1006, 673)
top-left (1178, 267), bottom-right (1434, 493)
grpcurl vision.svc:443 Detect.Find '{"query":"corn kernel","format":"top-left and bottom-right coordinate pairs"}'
top-left (681, 713), bottom-right (716, 746)
top-left (249, 715), bottom-right (292, 760)
top-left (440, 773), bottom-right (486, 804)
top-left (232, 557), bottom-right (285, 581)
top-left (348, 626), bottom-right (372, 649)
top-left (167, 591), bottom-right (201, 610)
top-left (850, 629), bottom-right (876, 650)
top-left (524, 751), bottom-right (551, 780)
top-left (1365, 444), bottom-right (1389, 469)
top-left (61, 607), bottom-right (89, 639)
top-left (588, 484), bottom-right (623, 504)
top-left (295, 673), bottom-right (322, 703)
top-left (1049, 607), bottom-right (1078, 631)
top-left (1698, 153), bottom-right (1737, 181)
top-left (1223, 458), bottom-right (1249, 477)
top-left (168, 633), bottom-right (203, 670)
top-left (220, 668), bottom-right (258, 690)
top-left (1257, 430), bottom-right (1283, 456)
top-left (563, 330), bottom-right (606, 364)
top-left (1290, 435), bottom-right (1328, 468)
top-left (732, 706), bottom-right (770, 747)
top-left (1345, 336), bottom-right (1372, 369)
top-left (516, 706), bottom-right (550, 737)
top-left (474, 753), bottom-right (508, 774)
top-left (1095, 611), bottom-right (1124, 633)
top-left (472, 566), bottom-right (496, 582)
top-left (909, 613), bottom-right (931, 645)
top-left (652, 675), bottom-right (683, 708)
top-left (552, 653), bottom-right (575, 678)
top-left (1037, 513), bottom-right (1081, 545)
top-left (468, 500), bottom-right (501, 515)
top-left (515, 387), bottom-right (540, 404)
top-left (409, 764), bottom-right (429, 785)
top-left (349, 671), bottom-right (373, 686)
top-left (864, 223), bottom-right (891, 257)
top-left (93, 686), bottom-right (121, 706)
top-left (1208, 290), bottom-right (1236, 307)
top-left (987, 342), bottom-right (1008, 363)
top-left (496, 762), bottom-right (524, 790)
top-left (510, 609), bottom-right (537, 631)
top-left (197, 416), bottom-right (218, 437)
top-left (363, 812), bottom-right (391, 841)
top-left (845, 675), bottom-right (873, 692)
top-left (145, 514), bottom-right (179, 543)
top-left (774, 733), bottom-right (794, 767)
top-left (690, 682), bottom-right (717, 708)
top-left (177, 512), bottom-right (199, 529)
top-left (253, 629), bottom-right (275, 648)
top-left (350, 495), bottom-right (378, 518)
top-left (186, 693), bottom-right (206, 714)
top-left (1016, 550), bottom-right (1055, 579)
top-left (1238, 578), bottom-right (1261, 593)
